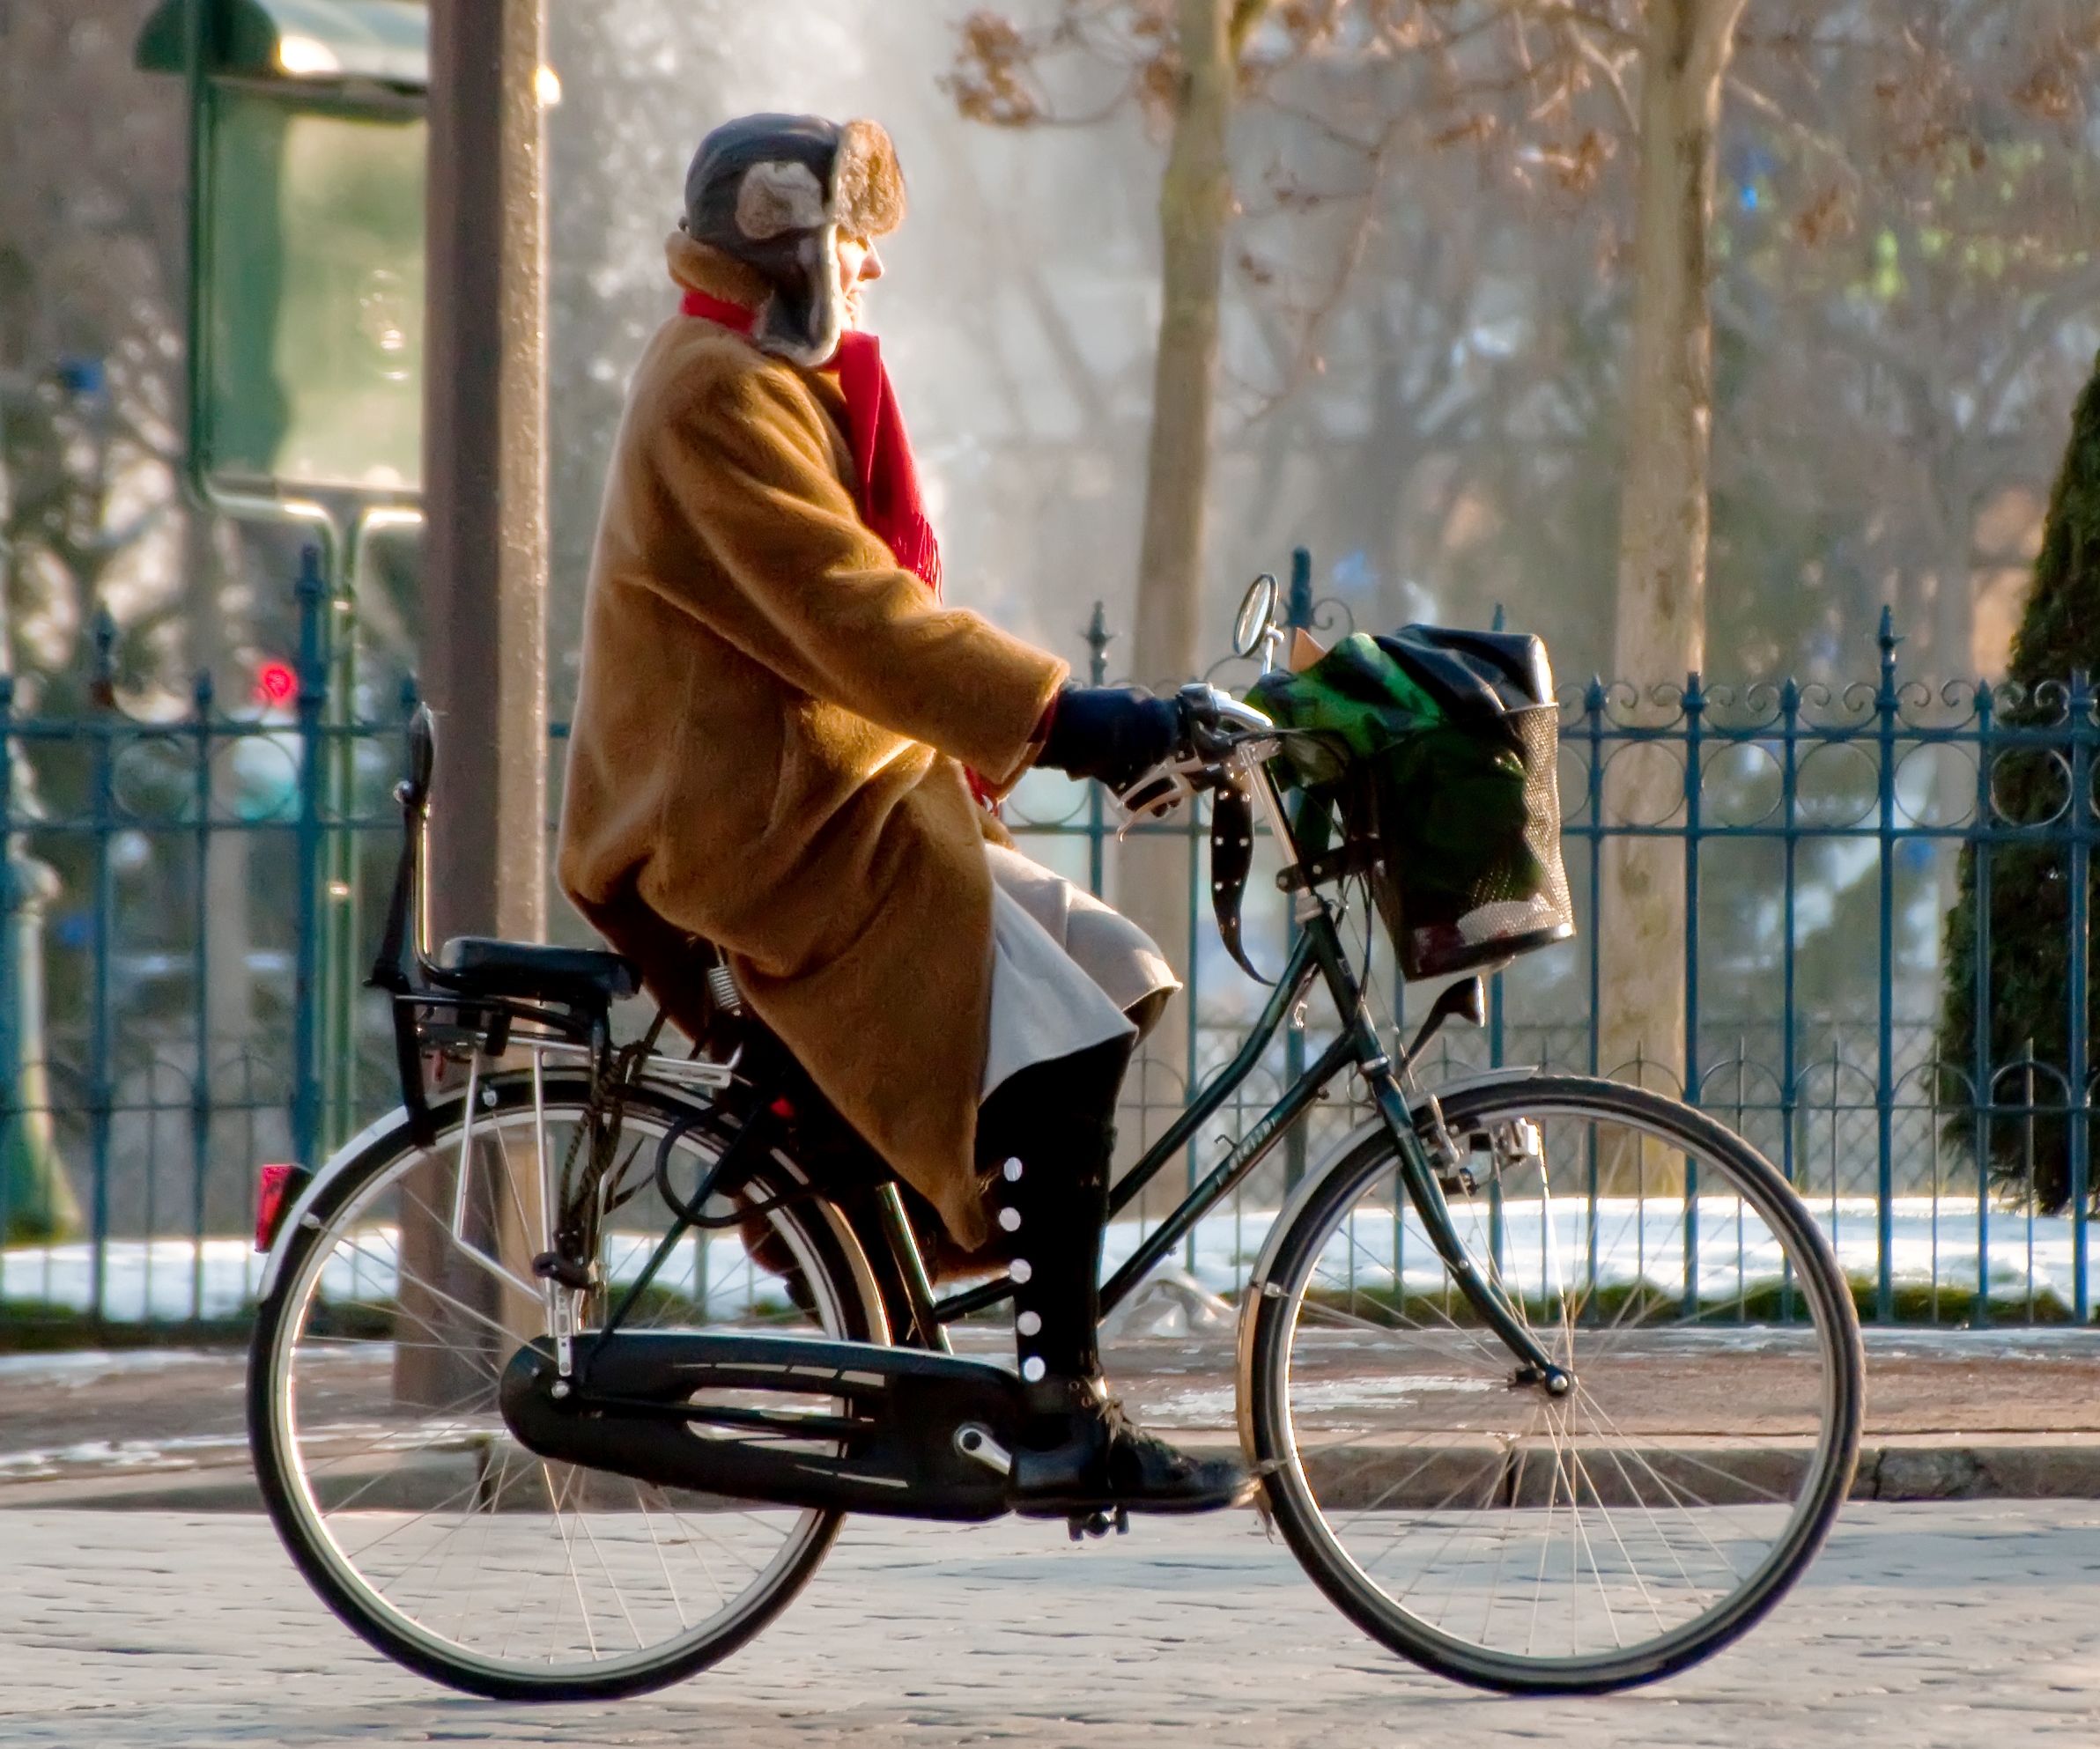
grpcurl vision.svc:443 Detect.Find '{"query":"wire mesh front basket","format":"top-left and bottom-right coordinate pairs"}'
top-left (1370, 703), bottom-right (1575, 982)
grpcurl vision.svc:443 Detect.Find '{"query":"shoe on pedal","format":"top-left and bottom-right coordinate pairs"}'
top-left (1010, 1376), bottom-right (1253, 1517)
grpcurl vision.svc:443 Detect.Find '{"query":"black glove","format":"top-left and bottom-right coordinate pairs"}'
top-left (1037, 684), bottom-right (1179, 791)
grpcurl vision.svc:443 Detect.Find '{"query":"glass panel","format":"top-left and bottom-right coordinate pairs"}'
top-left (204, 90), bottom-right (425, 491)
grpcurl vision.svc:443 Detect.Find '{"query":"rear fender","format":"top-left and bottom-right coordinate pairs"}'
top-left (256, 1088), bottom-right (891, 1347)
top-left (256, 1106), bottom-right (420, 1302)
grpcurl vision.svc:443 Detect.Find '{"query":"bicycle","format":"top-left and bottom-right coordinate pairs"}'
top-left (248, 582), bottom-right (1862, 1703)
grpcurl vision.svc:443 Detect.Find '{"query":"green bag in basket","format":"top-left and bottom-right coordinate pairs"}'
top-left (1248, 625), bottom-right (1575, 981)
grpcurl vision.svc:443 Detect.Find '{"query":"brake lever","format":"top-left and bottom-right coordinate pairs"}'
top-left (1113, 755), bottom-right (1215, 833)
top-left (1113, 685), bottom-right (1278, 832)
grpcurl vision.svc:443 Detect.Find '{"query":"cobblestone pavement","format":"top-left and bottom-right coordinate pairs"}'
top-left (4, 1504), bottom-right (2100, 1746)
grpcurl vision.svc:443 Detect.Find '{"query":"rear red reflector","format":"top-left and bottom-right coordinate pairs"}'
top-left (256, 1163), bottom-right (299, 1251)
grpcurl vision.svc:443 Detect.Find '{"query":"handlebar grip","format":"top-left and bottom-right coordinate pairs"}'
top-left (1171, 683), bottom-right (1273, 760)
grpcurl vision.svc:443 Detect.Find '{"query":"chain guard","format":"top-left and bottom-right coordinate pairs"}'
top-left (500, 1332), bottom-right (1027, 1521)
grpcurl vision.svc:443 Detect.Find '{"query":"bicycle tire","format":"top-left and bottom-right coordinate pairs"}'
top-left (250, 1073), bottom-right (886, 1701)
top-left (1247, 1074), bottom-right (1861, 1694)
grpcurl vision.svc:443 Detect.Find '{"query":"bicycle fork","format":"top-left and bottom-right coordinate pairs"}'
top-left (1304, 913), bottom-right (1571, 1397)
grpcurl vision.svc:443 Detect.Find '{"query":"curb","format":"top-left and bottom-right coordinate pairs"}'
top-left (10, 1437), bottom-right (2100, 1511)
top-left (1852, 1436), bottom-right (2100, 1502)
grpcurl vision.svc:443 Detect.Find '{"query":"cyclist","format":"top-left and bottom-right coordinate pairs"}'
top-left (558, 113), bottom-right (1250, 1515)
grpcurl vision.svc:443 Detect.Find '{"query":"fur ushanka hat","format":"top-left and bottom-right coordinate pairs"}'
top-left (681, 114), bottom-right (907, 367)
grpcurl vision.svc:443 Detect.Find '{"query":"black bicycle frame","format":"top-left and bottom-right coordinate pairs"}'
top-left (581, 766), bottom-right (1567, 1390)
top-left (928, 852), bottom-right (1566, 1390)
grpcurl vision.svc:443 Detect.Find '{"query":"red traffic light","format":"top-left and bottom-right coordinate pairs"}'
top-left (255, 660), bottom-right (298, 708)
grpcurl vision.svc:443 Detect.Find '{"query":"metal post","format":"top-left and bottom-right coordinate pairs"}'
top-left (87, 612), bottom-right (117, 1328)
top-left (292, 550), bottom-right (327, 1171)
top-left (1681, 667), bottom-right (1703, 1319)
top-left (1874, 607), bottom-right (1898, 1324)
top-left (2068, 668), bottom-right (2091, 1319)
top-left (1083, 601), bottom-right (1110, 898)
top-left (322, 584), bottom-right (359, 1154)
top-left (0, 675), bottom-right (11, 1268)
top-left (189, 668), bottom-right (213, 1324)
top-left (1487, 601), bottom-right (1508, 1079)
top-left (1779, 676), bottom-right (1800, 1322)
top-left (2022, 1037), bottom-right (2037, 1324)
top-left (1283, 546), bottom-right (1311, 1191)
top-left (1584, 676), bottom-right (1605, 1295)
top-left (1972, 679), bottom-right (1995, 1328)
top-left (1184, 800), bottom-right (1201, 1266)
top-left (421, 0), bottom-right (550, 953)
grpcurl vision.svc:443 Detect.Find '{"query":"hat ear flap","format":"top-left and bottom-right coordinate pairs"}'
top-left (752, 222), bottom-right (844, 367)
top-left (832, 119), bottom-right (906, 239)
top-left (736, 159), bottom-right (829, 240)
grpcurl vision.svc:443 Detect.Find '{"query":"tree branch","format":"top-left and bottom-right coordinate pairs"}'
top-left (1229, 0), bottom-right (1276, 58)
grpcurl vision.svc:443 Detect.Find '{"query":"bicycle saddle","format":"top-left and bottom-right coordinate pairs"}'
top-left (433, 936), bottom-right (641, 1009)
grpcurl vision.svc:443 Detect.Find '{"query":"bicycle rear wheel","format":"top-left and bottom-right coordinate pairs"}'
top-left (1247, 1074), bottom-right (1860, 1694)
top-left (250, 1074), bottom-right (885, 1701)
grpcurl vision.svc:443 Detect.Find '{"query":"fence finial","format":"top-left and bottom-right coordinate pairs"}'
top-left (1083, 601), bottom-right (1112, 686)
top-left (88, 607), bottom-right (117, 708)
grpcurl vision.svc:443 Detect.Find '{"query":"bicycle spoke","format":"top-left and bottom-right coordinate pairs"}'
top-left (259, 1089), bottom-right (862, 1693)
top-left (1261, 1081), bottom-right (1859, 1686)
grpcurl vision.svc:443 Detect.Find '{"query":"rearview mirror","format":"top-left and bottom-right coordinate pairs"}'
top-left (1233, 573), bottom-right (1279, 661)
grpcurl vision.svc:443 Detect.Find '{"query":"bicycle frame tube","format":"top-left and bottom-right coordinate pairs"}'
top-left (1085, 760), bottom-right (1564, 1385)
top-left (1098, 1027), bottom-right (1354, 1313)
top-left (1296, 902), bottom-right (1566, 1386)
top-left (564, 751), bottom-right (1566, 1387)
top-left (1105, 930), bottom-right (1320, 1221)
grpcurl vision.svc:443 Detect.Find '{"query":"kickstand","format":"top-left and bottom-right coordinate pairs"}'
top-left (1068, 1506), bottom-right (1130, 1542)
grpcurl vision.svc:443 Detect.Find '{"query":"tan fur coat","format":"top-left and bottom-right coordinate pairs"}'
top-left (558, 236), bottom-right (1068, 1247)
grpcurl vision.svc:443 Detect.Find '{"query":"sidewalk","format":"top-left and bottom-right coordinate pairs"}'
top-left (5, 1326), bottom-right (2100, 1509)
top-left (5, 1505), bottom-right (2100, 1746)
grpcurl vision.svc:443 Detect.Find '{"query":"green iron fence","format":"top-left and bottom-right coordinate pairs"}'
top-left (0, 544), bottom-right (2092, 1335)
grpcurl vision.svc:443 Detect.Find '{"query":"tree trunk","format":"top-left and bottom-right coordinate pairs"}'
top-left (0, 422), bottom-right (75, 1243)
top-left (1132, 0), bottom-right (1235, 695)
top-left (1121, 0), bottom-right (1239, 1057)
top-left (400, 0), bottom-right (550, 1408)
top-left (419, 0), bottom-right (550, 958)
top-left (1599, 0), bottom-right (1747, 1128)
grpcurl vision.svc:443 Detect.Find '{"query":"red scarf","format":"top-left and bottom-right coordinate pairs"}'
top-left (683, 285), bottom-right (1000, 804)
top-left (680, 290), bottom-right (942, 596)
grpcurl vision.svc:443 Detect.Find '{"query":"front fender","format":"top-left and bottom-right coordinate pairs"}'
top-left (1231, 1064), bottom-right (1542, 1465)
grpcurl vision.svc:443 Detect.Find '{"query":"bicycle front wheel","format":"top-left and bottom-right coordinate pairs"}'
top-left (1247, 1074), bottom-right (1861, 1694)
top-left (250, 1074), bottom-right (886, 1701)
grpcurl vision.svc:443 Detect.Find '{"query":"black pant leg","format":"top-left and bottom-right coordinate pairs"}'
top-left (974, 1036), bottom-right (1132, 1382)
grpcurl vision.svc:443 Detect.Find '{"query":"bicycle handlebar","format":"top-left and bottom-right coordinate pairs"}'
top-left (1113, 685), bottom-right (1279, 825)
top-left (1171, 682), bottom-right (1275, 760)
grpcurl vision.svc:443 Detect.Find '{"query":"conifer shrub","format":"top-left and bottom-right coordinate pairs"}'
top-left (1939, 350), bottom-right (2100, 1211)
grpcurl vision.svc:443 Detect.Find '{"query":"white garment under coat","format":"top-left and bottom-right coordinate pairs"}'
top-left (980, 845), bottom-right (1179, 1098)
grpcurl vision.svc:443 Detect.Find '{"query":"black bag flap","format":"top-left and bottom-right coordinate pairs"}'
top-left (1372, 625), bottom-right (1554, 728)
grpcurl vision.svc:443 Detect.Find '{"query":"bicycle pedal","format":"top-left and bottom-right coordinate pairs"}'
top-left (1066, 1506), bottom-right (1129, 1541)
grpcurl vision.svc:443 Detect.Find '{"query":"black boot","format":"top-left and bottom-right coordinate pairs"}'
top-left (1010, 1374), bottom-right (1253, 1516)
top-left (975, 1039), bottom-right (1253, 1517)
